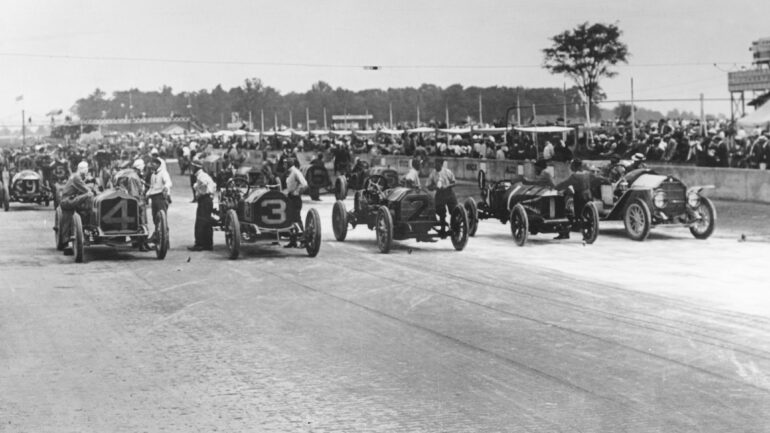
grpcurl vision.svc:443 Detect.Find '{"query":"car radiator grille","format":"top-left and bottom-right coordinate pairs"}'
top-left (660, 180), bottom-right (686, 216)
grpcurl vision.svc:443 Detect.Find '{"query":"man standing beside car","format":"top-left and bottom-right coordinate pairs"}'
top-left (188, 159), bottom-right (217, 251)
top-left (284, 157), bottom-right (308, 247)
top-left (426, 158), bottom-right (457, 236)
top-left (59, 161), bottom-right (97, 255)
top-left (146, 157), bottom-right (172, 241)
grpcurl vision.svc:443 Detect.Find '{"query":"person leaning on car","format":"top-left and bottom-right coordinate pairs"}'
top-left (554, 159), bottom-right (607, 240)
top-left (402, 158), bottom-right (421, 188)
top-left (59, 161), bottom-right (98, 255)
top-left (425, 158), bottom-right (457, 234)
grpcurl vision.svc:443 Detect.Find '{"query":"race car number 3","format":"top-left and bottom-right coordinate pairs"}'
top-left (260, 199), bottom-right (287, 225)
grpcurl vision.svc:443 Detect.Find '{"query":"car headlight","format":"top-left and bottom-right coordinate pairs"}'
top-left (687, 193), bottom-right (701, 208)
top-left (653, 191), bottom-right (667, 209)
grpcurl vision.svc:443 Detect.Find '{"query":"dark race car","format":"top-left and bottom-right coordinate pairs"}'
top-left (3, 169), bottom-right (54, 210)
top-left (344, 161), bottom-right (400, 192)
top-left (467, 170), bottom-right (599, 246)
top-left (331, 180), bottom-right (469, 253)
top-left (215, 177), bottom-right (321, 259)
top-left (300, 163), bottom-right (347, 201)
top-left (53, 169), bottom-right (169, 263)
top-left (595, 167), bottom-right (716, 241)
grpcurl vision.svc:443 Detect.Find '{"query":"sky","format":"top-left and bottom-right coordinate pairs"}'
top-left (1, 0), bottom-right (768, 129)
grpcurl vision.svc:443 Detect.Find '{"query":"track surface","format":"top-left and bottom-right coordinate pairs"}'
top-left (2, 168), bottom-right (770, 432)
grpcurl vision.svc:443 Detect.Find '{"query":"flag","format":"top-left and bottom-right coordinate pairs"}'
top-left (15, 95), bottom-right (23, 102)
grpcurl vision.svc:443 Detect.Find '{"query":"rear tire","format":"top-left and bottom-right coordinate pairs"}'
top-left (72, 212), bottom-right (84, 263)
top-left (581, 202), bottom-right (600, 245)
top-left (689, 196), bottom-right (716, 240)
top-left (375, 206), bottom-right (393, 253)
top-left (463, 197), bottom-right (478, 237)
top-left (450, 205), bottom-right (469, 251)
top-left (304, 208), bottom-right (322, 257)
top-left (623, 198), bottom-right (651, 241)
top-left (477, 169), bottom-right (486, 191)
top-left (332, 200), bottom-right (348, 241)
top-left (510, 204), bottom-right (528, 247)
top-left (155, 210), bottom-right (169, 259)
top-left (2, 185), bottom-right (8, 212)
top-left (225, 209), bottom-right (240, 260)
top-left (334, 176), bottom-right (348, 201)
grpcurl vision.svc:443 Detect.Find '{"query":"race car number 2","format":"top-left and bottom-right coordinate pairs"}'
top-left (260, 199), bottom-right (287, 225)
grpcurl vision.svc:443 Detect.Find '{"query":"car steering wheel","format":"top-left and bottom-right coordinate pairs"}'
top-left (225, 176), bottom-right (251, 197)
top-left (364, 175), bottom-right (388, 192)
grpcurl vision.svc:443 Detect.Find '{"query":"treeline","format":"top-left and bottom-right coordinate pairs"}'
top-left (72, 79), bottom-right (591, 129)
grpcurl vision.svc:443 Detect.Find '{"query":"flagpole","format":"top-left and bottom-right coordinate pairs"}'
top-left (21, 109), bottom-right (26, 146)
top-left (516, 94), bottom-right (521, 125)
top-left (389, 102), bottom-right (393, 128)
top-left (478, 94), bottom-right (483, 125)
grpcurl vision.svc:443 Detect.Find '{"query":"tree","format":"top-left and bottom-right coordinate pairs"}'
top-left (543, 22), bottom-right (629, 121)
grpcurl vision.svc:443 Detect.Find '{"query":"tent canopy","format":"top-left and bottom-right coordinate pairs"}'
top-left (737, 100), bottom-right (770, 128)
top-left (514, 126), bottom-right (573, 133)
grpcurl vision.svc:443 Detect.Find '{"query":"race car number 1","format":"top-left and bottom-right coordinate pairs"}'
top-left (260, 199), bottom-right (287, 225)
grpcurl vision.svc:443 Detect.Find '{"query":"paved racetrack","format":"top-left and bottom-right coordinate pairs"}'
top-left (1, 166), bottom-right (769, 432)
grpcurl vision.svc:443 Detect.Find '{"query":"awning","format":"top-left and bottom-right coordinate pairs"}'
top-left (379, 128), bottom-right (405, 135)
top-left (353, 130), bottom-right (377, 136)
top-left (473, 127), bottom-right (507, 134)
top-left (514, 126), bottom-right (573, 133)
top-left (407, 127), bottom-right (436, 134)
top-left (438, 127), bottom-right (472, 134)
top-left (737, 100), bottom-right (770, 128)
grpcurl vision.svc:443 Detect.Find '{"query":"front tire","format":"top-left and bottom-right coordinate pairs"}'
top-left (225, 209), bottom-right (240, 260)
top-left (463, 197), bottom-right (478, 237)
top-left (72, 212), bottom-right (84, 263)
top-left (510, 204), bottom-right (528, 247)
top-left (581, 202), bottom-right (600, 245)
top-left (689, 196), bottom-right (716, 240)
top-left (54, 207), bottom-right (66, 250)
top-left (332, 200), bottom-right (348, 241)
top-left (304, 208), bottom-right (322, 257)
top-left (450, 205), bottom-right (469, 251)
top-left (155, 210), bottom-right (169, 259)
top-left (375, 206), bottom-right (393, 253)
top-left (624, 198), bottom-right (651, 241)
top-left (477, 169), bottom-right (486, 191)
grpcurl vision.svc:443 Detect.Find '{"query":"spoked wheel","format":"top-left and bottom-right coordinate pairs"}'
top-left (54, 207), bottom-right (66, 251)
top-left (623, 198), bottom-right (651, 241)
top-left (304, 208), bottom-right (322, 257)
top-left (375, 206), bottom-right (393, 254)
top-left (463, 197), bottom-right (478, 237)
top-left (225, 209), bottom-right (240, 260)
top-left (332, 200), bottom-right (348, 241)
top-left (334, 176), bottom-right (348, 201)
top-left (581, 202), bottom-right (600, 245)
top-left (155, 210), bottom-right (169, 259)
top-left (509, 204), bottom-right (529, 247)
top-left (450, 205), bottom-right (469, 251)
top-left (72, 212), bottom-right (84, 263)
top-left (689, 196), bottom-right (716, 240)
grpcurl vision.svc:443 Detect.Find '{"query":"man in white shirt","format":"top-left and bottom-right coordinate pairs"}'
top-left (146, 157), bottom-right (173, 241)
top-left (284, 157), bottom-right (308, 247)
top-left (402, 159), bottom-right (421, 188)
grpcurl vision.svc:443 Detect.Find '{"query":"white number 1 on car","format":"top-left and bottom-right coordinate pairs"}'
top-left (260, 199), bottom-right (287, 225)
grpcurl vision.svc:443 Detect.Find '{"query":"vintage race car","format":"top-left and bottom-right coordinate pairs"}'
top-left (468, 170), bottom-right (599, 246)
top-left (215, 177), bottom-right (322, 259)
top-left (595, 168), bottom-right (716, 241)
top-left (345, 162), bottom-right (400, 192)
top-left (331, 181), bottom-right (469, 253)
top-left (300, 164), bottom-right (348, 201)
top-left (3, 169), bottom-right (54, 210)
top-left (53, 169), bottom-right (169, 263)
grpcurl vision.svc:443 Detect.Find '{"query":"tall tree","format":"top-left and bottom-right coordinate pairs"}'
top-left (542, 22), bottom-right (629, 121)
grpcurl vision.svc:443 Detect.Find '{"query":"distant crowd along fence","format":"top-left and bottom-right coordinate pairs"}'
top-left (193, 150), bottom-right (770, 204)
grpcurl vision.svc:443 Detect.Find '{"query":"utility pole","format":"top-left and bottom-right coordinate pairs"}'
top-left (289, 111), bottom-right (293, 129)
top-left (389, 102), bottom-right (393, 128)
top-left (700, 93), bottom-right (705, 135)
top-left (631, 78), bottom-right (636, 143)
top-left (516, 94), bottom-right (521, 125)
top-left (306, 107), bottom-right (310, 132)
top-left (417, 106), bottom-right (421, 126)
top-left (323, 107), bottom-right (328, 130)
top-left (260, 109), bottom-right (264, 134)
top-left (21, 110), bottom-right (26, 146)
